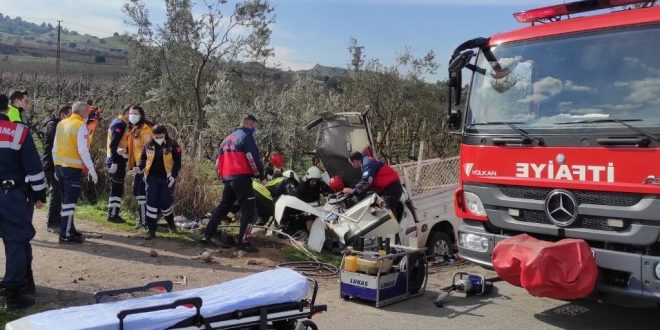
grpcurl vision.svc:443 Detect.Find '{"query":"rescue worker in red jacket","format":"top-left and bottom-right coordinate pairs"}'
top-left (126, 105), bottom-right (153, 229)
top-left (343, 151), bottom-right (403, 221)
top-left (133, 124), bottom-right (181, 240)
top-left (202, 114), bottom-right (265, 253)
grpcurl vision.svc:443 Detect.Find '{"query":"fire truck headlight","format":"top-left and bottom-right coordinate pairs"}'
top-left (463, 192), bottom-right (486, 216)
top-left (459, 233), bottom-right (489, 253)
top-left (655, 263), bottom-right (660, 280)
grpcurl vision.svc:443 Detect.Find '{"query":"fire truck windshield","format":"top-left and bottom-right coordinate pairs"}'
top-left (466, 24), bottom-right (660, 133)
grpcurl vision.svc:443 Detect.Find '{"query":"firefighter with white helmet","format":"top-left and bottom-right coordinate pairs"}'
top-left (296, 166), bottom-right (328, 205)
top-left (267, 169), bottom-right (300, 200)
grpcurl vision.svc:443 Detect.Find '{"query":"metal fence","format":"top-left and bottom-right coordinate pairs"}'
top-left (392, 157), bottom-right (459, 197)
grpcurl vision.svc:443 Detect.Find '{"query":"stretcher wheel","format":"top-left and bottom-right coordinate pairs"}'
top-left (295, 319), bottom-right (319, 330)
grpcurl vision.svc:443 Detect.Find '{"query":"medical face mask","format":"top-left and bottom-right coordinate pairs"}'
top-left (129, 114), bottom-right (141, 124)
top-left (154, 138), bottom-right (165, 145)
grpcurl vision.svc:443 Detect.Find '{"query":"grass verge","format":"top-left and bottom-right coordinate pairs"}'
top-left (281, 246), bottom-right (342, 266)
top-left (75, 202), bottom-right (198, 243)
top-left (0, 304), bottom-right (54, 328)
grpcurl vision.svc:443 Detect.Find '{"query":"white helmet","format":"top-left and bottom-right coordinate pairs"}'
top-left (282, 170), bottom-right (300, 183)
top-left (305, 166), bottom-right (323, 181)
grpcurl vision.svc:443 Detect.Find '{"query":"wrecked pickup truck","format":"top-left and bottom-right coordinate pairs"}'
top-left (274, 112), bottom-right (460, 260)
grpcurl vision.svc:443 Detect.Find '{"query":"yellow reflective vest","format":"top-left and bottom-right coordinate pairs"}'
top-left (253, 180), bottom-right (273, 201)
top-left (106, 115), bottom-right (129, 160)
top-left (53, 113), bottom-right (85, 169)
top-left (144, 144), bottom-right (174, 177)
top-left (127, 123), bottom-right (153, 169)
top-left (7, 105), bottom-right (23, 123)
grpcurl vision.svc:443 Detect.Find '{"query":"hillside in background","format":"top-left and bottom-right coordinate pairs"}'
top-left (0, 13), bottom-right (350, 78)
top-left (0, 13), bottom-right (129, 66)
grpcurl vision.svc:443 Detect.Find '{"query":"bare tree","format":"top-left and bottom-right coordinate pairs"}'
top-left (123, 0), bottom-right (274, 156)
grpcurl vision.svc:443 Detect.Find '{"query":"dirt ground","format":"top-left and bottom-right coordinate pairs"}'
top-left (3, 210), bottom-right (660, 330)
top-left (1, 210), bottom-right (312, 317)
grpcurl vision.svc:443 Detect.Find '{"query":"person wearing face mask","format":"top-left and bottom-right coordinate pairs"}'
top-left (104, 105), bottom-right (131, 223)
top-left (126, 105), bottom-right (153, 229)
top-left (132, 124), bottom-right (181, 240)
top-left (52, 102), bottom-right (98, 244)
top-left (202, 114), bottom-right (265, 253)
top-left (7, 90), bottom-right (29, 124)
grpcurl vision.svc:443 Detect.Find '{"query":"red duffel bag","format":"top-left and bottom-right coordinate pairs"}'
top-left (492, 234), bottom-right (598, 300)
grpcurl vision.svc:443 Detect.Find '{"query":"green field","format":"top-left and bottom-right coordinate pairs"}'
top-left (0, 54), bottom-right (128, 76)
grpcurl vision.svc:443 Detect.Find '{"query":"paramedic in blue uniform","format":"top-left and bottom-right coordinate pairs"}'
top-left (0, 94), bottom-right (47, 309)
top-left (202, 114), bottom-right (265, 253)
top-left (133, 124), bottom-right (181, 240)
top-left (343, 151), bottom-right (403, 221)
top-left (105, 105), bottom-right (131, 223)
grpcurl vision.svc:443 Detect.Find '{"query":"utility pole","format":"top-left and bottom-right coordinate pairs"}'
top-left (56, 20), bottom-right (62, 84)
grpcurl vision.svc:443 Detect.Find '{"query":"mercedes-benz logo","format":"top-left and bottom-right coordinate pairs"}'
top-left (556, 153), bottom-right (566, 164)
top-left (544, 189), bottom-right (578, 227)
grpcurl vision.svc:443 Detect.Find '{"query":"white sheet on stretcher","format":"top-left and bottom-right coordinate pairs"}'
top-left (6, 268), bottom-right (309, 330)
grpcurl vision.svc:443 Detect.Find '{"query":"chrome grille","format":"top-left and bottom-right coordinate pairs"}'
top-left (516, 210), bottom-right (628, 231)
top-left (500, 186), bottom-right (642, 207)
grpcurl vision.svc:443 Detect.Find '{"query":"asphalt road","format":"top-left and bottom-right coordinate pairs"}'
top-left (311, 265), bottom-right (660, 330)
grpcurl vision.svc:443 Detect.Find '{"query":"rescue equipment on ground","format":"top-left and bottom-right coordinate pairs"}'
top-left (433, 272), bottom-right (497, 307)
top-left (340, 237), bottom-right (427, 307)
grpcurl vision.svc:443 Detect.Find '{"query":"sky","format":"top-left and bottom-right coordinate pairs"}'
top-left (2, 0), bottom-right (558, 79)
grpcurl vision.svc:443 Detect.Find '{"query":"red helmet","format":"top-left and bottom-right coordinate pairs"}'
top-left (268, 152), bottom-right (285, 168)
top-left (329, 176), bottom-right (345, 193)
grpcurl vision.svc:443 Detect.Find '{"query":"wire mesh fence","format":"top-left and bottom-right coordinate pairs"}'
top-left (392, 156), bottom-right (459, 197)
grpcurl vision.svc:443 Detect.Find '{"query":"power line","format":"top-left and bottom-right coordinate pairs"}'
top-left (56, 20), bottom-right (62, 83)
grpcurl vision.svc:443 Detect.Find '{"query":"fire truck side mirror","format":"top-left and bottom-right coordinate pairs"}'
top-left (447, 109), bottom-right (462, 132)
top-left (447, 68), bottom-right (463, 132)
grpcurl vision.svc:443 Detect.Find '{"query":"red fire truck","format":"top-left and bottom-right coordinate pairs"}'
top-left (447, 0), bottom-right (660, 305)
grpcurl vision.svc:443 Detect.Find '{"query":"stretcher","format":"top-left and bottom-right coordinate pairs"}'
top-left (6, 268), bottom-right (326, 330)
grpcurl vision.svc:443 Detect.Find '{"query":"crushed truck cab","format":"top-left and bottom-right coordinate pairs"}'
top-left (275, 112), bottom-right (460, 260)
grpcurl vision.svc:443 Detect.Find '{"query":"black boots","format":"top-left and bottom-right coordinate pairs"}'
top-left (165, 215), bottom-right (177, 233)
top-left (4, 285), bottom-right (35, 310)
top-left (107, 215), bottom-right (126, 224)
top-left (144, 232), bottom-right (156, 240)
